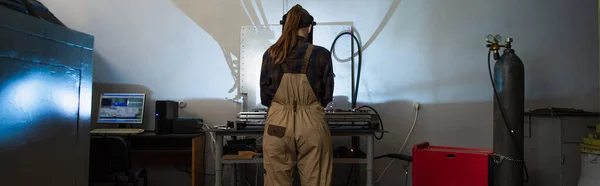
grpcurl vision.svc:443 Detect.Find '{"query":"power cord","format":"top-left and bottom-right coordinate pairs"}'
top-left (358, 105), bottom-right (385, 140)
top-left (375, 107), bottom-right (419, 183)
top-left (202, 124), bottom-right (217, 161)
top-left (244, 178), bottom-right (252, 186)
top-left (487, 50), bottom-right (529, 182)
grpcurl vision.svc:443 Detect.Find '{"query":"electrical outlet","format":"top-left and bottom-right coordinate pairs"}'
top-left (179, 101), bottom-right (187, 108)
top-left (413, 102), bottom-right (420, 110)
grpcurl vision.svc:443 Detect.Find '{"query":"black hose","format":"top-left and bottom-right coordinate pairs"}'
top-left (330, 31), bottom-right (362, 109)
top-left (358, 105), bottom-right (384, 140)
top-left (487, 50), bottom-right (529, 183)
top-left (351, 31), bottom-right (355, 111)
top-left (345, 165), bottom-right (354, 186)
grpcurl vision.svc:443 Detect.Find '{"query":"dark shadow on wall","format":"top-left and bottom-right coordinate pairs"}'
top-left (169, 0), bottom-right (276, 101)
top-left (329, 95), bottom-right (351, 110)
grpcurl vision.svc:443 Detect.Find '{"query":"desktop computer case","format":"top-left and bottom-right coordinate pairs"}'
top-left (155, 100), bottom-right (179, 134)
top-left (0, 6), bottom-right (94, 186)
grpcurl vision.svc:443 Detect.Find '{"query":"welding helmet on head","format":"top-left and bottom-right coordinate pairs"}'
top-left (279, 5), bottom-right (316, 43)
top-left (279, 13), bottom-right (316, 27)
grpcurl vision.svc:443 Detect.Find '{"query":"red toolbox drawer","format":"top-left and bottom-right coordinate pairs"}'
top-left (412, 142), bottom-right (492, 186)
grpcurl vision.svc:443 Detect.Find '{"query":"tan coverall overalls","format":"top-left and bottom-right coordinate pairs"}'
top-left (263, 44), bottom-right (333, 186)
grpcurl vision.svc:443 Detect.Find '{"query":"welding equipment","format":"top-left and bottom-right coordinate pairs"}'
top-left (486, 34), bottom-right (528, 186)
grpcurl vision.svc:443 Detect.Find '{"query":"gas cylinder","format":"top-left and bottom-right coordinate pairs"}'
top-left (492, 47), bottom-right (525, 186)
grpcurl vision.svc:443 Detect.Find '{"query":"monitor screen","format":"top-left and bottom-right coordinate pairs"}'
top-left (97, 93), bottom-right (145, 123)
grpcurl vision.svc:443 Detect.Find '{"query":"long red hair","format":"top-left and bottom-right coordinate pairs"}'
top-left (268, 5), bottom-right (312, 64)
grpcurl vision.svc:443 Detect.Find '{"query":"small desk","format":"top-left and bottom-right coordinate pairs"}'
top-left (91, 132), bottom-right (206, 186)
top-left (202, 129), bottom-right (384, 186)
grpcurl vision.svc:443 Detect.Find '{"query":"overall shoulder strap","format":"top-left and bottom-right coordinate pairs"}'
top-left (301, 44), bottom-right (314, 74)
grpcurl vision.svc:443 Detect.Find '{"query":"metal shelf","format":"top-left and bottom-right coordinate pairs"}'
top-left (222, 158), bottom-right (367, 164)
top-left (210, 128), bottom-right (378, 186)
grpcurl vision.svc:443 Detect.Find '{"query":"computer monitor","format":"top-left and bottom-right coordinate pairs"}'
top-left (97, 93), bottom-right (146, 124)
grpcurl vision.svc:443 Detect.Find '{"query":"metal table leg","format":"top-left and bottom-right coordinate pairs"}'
top-left (231, 165), bottom-right (237, 186)
top-left (215, 134), bottom-right (224, 186)
top-left (366, 135), bottom-right (374, 186)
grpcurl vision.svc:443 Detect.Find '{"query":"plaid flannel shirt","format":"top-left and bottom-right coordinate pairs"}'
top-left (260, 36), bottom-right (334, 107)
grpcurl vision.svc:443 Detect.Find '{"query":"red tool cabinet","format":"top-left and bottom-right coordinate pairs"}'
top-left (412, 142), bottom-right (492, 186)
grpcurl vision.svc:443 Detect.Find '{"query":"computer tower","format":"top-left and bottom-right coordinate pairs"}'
top-left (155, 100), bottom-right (178, 134)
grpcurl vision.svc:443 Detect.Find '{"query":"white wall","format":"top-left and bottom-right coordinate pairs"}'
top-left (41, 0), bottom-right (598, 185)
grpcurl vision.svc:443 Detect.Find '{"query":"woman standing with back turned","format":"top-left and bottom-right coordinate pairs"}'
top-left (259, 4), bottom-right (335, 186)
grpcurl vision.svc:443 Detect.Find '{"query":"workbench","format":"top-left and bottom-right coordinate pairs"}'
top-left (202, 128), bottom-right (384, 186)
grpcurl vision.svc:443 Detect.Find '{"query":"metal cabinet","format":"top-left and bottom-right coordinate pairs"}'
top-left (0, 6), bottom-right (94, 186)
top-left (524, 115), bottom-right (596, 186)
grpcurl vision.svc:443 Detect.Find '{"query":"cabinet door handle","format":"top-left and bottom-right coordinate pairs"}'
top-left (561, 155), bottom-right (565, 165)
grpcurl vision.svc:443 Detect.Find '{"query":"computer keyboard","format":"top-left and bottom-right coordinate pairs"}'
top-left (90, 128), bottom-right (145, 134)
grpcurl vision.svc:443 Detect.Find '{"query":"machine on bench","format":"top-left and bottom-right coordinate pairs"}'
top-left (233, 109), bottom-right (382, 130)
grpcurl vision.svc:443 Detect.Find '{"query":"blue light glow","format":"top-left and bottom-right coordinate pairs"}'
top-left (11, 77), bottom-right (42, 110)
top-left (53, 88), bottom-right (80, 115)
top-left (0, 75), bottom-right (43, 143)
top-left (0, 72), bottom-right (80, 143)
